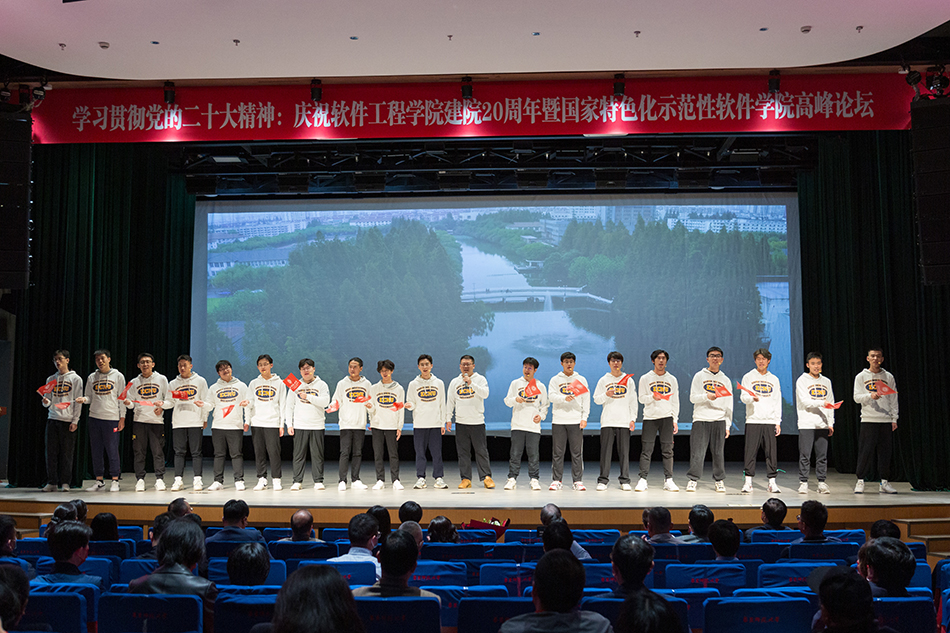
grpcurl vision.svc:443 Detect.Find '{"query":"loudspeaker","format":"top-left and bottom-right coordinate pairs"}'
top-left (911, 98), bottom-right (950, 285)
top-left (0, 112), bottom-right (31, 290)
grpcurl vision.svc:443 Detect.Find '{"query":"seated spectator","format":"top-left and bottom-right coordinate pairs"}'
top-left (279, 510), bottom-right (322, 542)
top-left (615, 589), bottom-right (683, 633)
top-left (44, 502), bottom-right (78, 539)
top-left (645, 507), bottom-right (682, 545)
top-left (499, 549), bottom-right (611, 633)
top-left (0, 565), bottom-right (29, 632)
top-left (610, 534), bottom-right (655, 598)
top-left (869, 520), bottom-right (901, 540)
top-left (366, 505), bottom-right (392, 539)
top-left (352, 530), bottom-right (439, 601)
top-left (327, 513), bottom-right (381, 580)
top-left (38, 521), bottom-right (107, 590)
top-left (0, 515), bottom-right (35, 578)
top-left (679, 505), bottom-right (714, 543)
top-left (743, 497), bottom-right (793, 542)
top-left (857, 537), bottom-right (916, 597)
top-left (129, 518), bottom-right (218, 633)
top-left (542, 518), bottom-right (576, 553)
top-left (814, 568), bottom-right (898, 633)
top-left (792, 501), bottom-right (841, 544)
top-left (539, 504), bottom-right (591, 560)
top-left (398, 501), bottom-right (423, 524)
top-left (138, 512), bottom-right (175, 560)
top-left (397, 521), bottom-right (424, 552)
top-left (708, 520), bottom-right (742, 560)
top-left (206, 499), bottom-right (265, 544)
top-left (168, 497), bottom-right (193, 518)
top-left (228, 543), bottom-right (271, 585)
top-left (69, 499), bottom-right (88, 523)
top-left (257, 565), bottom-right (365, 633)
top-left (90, 512), bottom-right (120, 541)
top-left (426, 516), bottom-right (459, 543)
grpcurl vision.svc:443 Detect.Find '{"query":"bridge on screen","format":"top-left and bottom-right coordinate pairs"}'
top-left (461, 286), bottom-right (613, 311)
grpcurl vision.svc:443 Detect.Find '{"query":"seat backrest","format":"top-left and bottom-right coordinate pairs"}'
top-left (655, 588), bottom-right (720, 630)
top-left (16, 537), bottom-right (50, 557)
top-left (583, 543), bottom-right (614, 563)
top-left (205, 540), bottom-right (251, 559)
top-left (410, 560), bottom-right (467, 587)
top-left (267, 540), bottom-right (337, 561)
top-left (521, 544), bottom-right (544, 562)
top-left (118, 526), bottom-right (144, 541)
top-left (486, 543), bottom-right (525, 562)
top-left (457, 529), bottom-right (498, 543)
top-left (81, 555), bottom-right (119, 584)
top-left (652, 543), bottom-right (715, 563)
top-left (457, 559), bottom-right (516, 585)
top-left (750, 530), bottom-right (801, 543)
top-left (664, 563), bottom-right (746, 596)
top-left (29, 582), bottom-right (100, 623)
top-left (478, 563), bottom-right (536, 597)
top-left (419, 585), bottom-right (508, 627)
top-left (21, 591), bottom-right (87, 633)
top-left (300, 559), bottom-right (376, 585)
top-left (120, 558), bottom-right (160, 583)
top-left (420, 543), bottom-right (487, 561)
top-left (90, 539), bottom-right (135, 560)
top-left (136, 540), bottom-right (153, 557)
top-left (572, 529), bottom-right (621, 545)
top-left (354, 596), bottom-right (441, 633)
top-left (826, 529), bottom-right (866, 544)
top-left (207, 557), bottom-right (286, 585)
top-left (873, 597), bottom-right (936, 633)
top-left (757, 561), bottom-right (837, 587)
top-left (216, 585), bottom-right (282, 595)
top-left (99, 593), bottom-right (203, 633)
top-left (213, 592), bottom-right (278, 633)
top-left (695, 559), bottom-right (763, 587)
top-left (0, 556), bottom-right (32, 574)
top-left (733, 586), bottom-right (819, 609)
top-left (503, 529), bottom-right (542, 544)
top-left (704, 596), bottom-right (815, 632)
top-left (910, 561), bottom-right (931, 588)
top-left (581, 595), bottom-right (689, 633)
top-left (737, 542), bottom-right (786, 563)
top-left (320, 528), bottom-right (348, 541)
top-left (582, 563), bottom-right (619, 590)
top-left (457, 597), bottom-right (534, 633)
top-left (787, 542), bottom-right (860, 560)
top-left (905, 542), bottom-right (927, 560)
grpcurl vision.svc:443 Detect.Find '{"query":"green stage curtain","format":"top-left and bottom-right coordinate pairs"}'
top-left (798, 131), bottom-right (950, 489)
top-left (8, 144), bottom-right (195, 487)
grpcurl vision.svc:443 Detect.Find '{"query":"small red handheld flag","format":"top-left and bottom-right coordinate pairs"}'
top-left (222, 405), bottom-right (235, 418)
top-left (524, 379), bottom-right (541, 397)
top-left (283, 374), bottom-right (302, 392)
top-left (654, 390), bottom-right (672, 401)
top-left (714, 384), bottom-right (732, 398)
top-left (392, 402), bottom-right (405, 411)
top-left (134, 400), bottom-right (160, 406)
top-left (736, 382), bottom-right (756, 396)
top-left (325, 400), bottom-right (340, 413)
top-left (824, 400), bottom-right (843, 410)
top-left (118, 381), bottom-right (133, 400)
top-left (617, 373), bottom-right (634, 386)
top-left (569, 379), bottom-right (589, 396)
top-left (37, 380), bottom-right (58, 396)
top-left (171, 390), bottom-right (188, 400)
top-left (353, 395), bottom-right (371, 403)
top-left (54, 401), bottom-right (72, 410)
top-left (873, 381), bottom-right (897, 396)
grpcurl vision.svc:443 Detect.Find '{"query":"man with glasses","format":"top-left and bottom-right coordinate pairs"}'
top-left (686, 347), bottom-right (733, 493)
top-left (446, 355), bottom-right (494, 489)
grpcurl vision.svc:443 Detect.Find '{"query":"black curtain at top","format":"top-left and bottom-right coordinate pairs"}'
top-left (798, 131), bottom-right (950, 490)
top-left (8, 143), bottom-right (195, 487)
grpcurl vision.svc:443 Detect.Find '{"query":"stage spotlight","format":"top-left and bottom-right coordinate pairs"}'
top-left (311, 79), bottom-right (322, 102)
top-left (31, 85), bottom-right (45, 102)
top-left (0, 83), bottom-right (11, 103)
top-left (461, 76), bottom-right (473, 101)
top-left (906, 70), bottom-right (922, 86)
top-left (613, 73), bottom-right (625, 98)
top-left (926, 65), bottom-right (948, 96)
top-left (164, 81), bottom-right (175, 105)
top-left (768, 70), bottom-right (780, 94)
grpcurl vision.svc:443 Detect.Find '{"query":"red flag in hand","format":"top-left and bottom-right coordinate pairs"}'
top-left (569, 379), bottom-right (588, 396)
top-left (524, 379), bottom-right (541, 397)
top-left (392, 402), bottom-right (405, 411)
top-left (222, 405), bottom-right (235, 418)
top-left (654, 390), bottom-right (672, 401)
top-left (873, 381), bottom-right (897, 396)
top-left (171, 390), bottom-right (188, 400)
top-left (283, 374), bottom-right (302, 392)
top-left (353, 395), bottom-right (371, 403)
top-left (824, 400), bottom-right (843, 410)
top-left (617, 373), bottom-right (634, 386)
top-left (37, 380), bottom-right (58, 396)
top-left (714, 384), bottom-right (732, 398)
top-left (118, 381), bottom-right (133, 400)
top-left (326, 400), bottom-right (340, 413)
top-left (54, 401), bottom-right (72, 410)
top-left (736, 382), bottom-right (756, 396)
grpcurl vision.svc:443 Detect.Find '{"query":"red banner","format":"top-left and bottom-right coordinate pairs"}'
top-left (30, 74), bottom-right (912, 145)
top-left (283, 374), bottom-right (302, 392)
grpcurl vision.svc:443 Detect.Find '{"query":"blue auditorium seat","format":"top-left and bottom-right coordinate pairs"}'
top-left (582, 595), bottom-right (689, 633)
top-left (757, 561), bottom-right (838, 587)
top-left (409, 560), bottom-right (467, 587)
top-left (704, 596), bottom-right (815, 632)
top-left (788, 542), bottom-right (860, 560)
top-left (120, 558), bottom-right (159, 583)
top-left (734, 586), bottom-right (819, 608)
top-left (300, 559), bottom-right (376, 585)
top-left (582, 562), bottom-right (620, 590)
top-left (664, 563), bottom-right (746, 596)
top-left (737, 542), bottom-right (785, 563)
top-left (457, 597), bottom-right (534, 633)
top-left (458, 558), bottom-right (516, 585)
top-left (420, 543), bottom-right (488, 561)
top-left (89, 538), bottom-right (136, 559)
top-left (20, 591), bottom-right (87, 633)
top-left (205, 540), bottom-right (252, 559)
top-left (478, 562), bottom-right (536, 597)
top-left (207, 557), bottom-right (286, 585)
top-left (486, 543), bottom-right (524, 562)
top-left (419, 585), bottom-right (508, 627)
top-left (572, 529), bottom-right (621, 544)
top-left (16, 538), bottom-right (51, 557)
top-left (655, 588), bottom-right (720, 630)
top-left (27, 582), bottom-right (100, 627)
top-left (652, 543), bottom-right (715, 562)
top-left (354, 596), bottom-right (441, 633)
top-left (873, 597), bottom-right (936, 633)
top-left (695, 558), bottom-right (763, 587)
top-left (457, 529), bottom-right (498, 543)
top-left (214, 592), bottom-right (278, 633)
top-left (260, 527), bottom-right (315, 541)
top-left (266, 540), bottom-right (337, 562)
top-left (502, 529), bottom-right (542, 544)
top-left (320, 528), bottom-right (348, 541)
top-left (99, 593), bottom-right (203, 633)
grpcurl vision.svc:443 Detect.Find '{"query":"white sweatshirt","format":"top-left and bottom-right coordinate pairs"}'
top-left (853, 369), bottom-right (898, 424)
top-left (689, 368), bottom-right (733, 423)
top-left (248, 374), bottom-right (287, 429)
top-left (406, 375), bottom-right (445, 429)
top-left (209, 377), bottom-right (249, 431)
top-left (446, 372), bottom-right (490, 426)
top-left (637, 370), bottom-right (680, 423)
top-left (593, 373), bottom-right (637, 428)
top-left (504, 377), bottom-right (549, 433)
top-left (331, 376), bottom-right (374, 430)
top-left (795, 373), bottom-right (835, 430)
top-left (125, 372), bottom-right (169, 425)
top-left (163, 373), bottom-right (210, 429)
top-left (739, 369), bottom-right (782, 425)
top-left (548, 372), bottom-right (590, 425)
top-left (284, 376), bottom-right (331, 431)
top-left (84, 368), bottom-right (126, 420)
top-left (369, 380), bottom-right (405, 431)
top-left (43, 370), bottom-right (83, 424)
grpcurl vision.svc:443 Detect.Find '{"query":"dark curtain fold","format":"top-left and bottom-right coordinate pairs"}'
top-left (798, 131), bottom-right (950, 490)
top-left (9, 143), bottom-right (195, 487)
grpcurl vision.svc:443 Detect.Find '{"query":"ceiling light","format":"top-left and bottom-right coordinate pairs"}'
top-left (164, 81), bottom-right (175, 105)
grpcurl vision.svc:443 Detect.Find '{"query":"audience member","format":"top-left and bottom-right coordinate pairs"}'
top-left (610, 534), bottom-right (654, 598)
top-left (228, 542), bottom-right (271, 585)
top-left (541, 518), bottom-right (575, 553)
top-left (69, 499), bottom-right (88, 523)
top-left (398, 501), bottom-right (423, 524)
top-left (168, 497), bottom-right (194, 518)
top-left (261, 565), bottom-right (365, 633)
top-left (129, 519), bottom-right (218, 633)
top-left (0, 516), bottom-right (34, 577)
top-left (499, 549), bottom-right (611, 633)
top-left (138, 512), bottom-right (175, 560)
top-left (743, 497), bottom-right (792, 542)
top-left (352, 530), bottom-right (439, 601)
top-left (857, 537), bottom-right (916, 597)
top-left (39, 521), bottom-right (107, 590)
top-left (206, 499), bottom-right (266, 544)
top-left (90, 512), bottom-right (120, 541)
top-left (44, 502), bottom-right (78, 538)
top-left (0, 565), bottom-right (29, 632)
top-left (679, 505), bottom-right (714, 543)
top-left (397, 521), bottom-right (424, 552)
top-left (615, 589), bottom-right (683, 633)
top-left (426, 516), bottom-right (460, 543)
top-left (327, 513), bottom-right (381, 580)
top-left (708, 519), bottom-right (742, 560)
top-left (792, 501), bottom-right (841, 544)
top-left (814, 568), bottom-right (898, 633)
top-left (279, 510), bottom-right (321, 542)
top-left (645, 507), bottom-right (682, 545)
top-left (366, 505), bottom-right (392, 538)
top-left (539, 503), bottom-right (591, 559)
top-left (869, 520), bottom-right (901, 540)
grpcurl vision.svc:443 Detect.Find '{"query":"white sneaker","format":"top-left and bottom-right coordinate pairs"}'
top-left (686, 480), bottom-right (698, 492)
top-left (741, 476), bottom-right (753, 494)
top-left (573, 481), bottom-right (586, 491)
top-left (634, 478), bottom-right (649, 492)
top-left (664, 479), bottom-right (680, 492)
top-left (314, 482), bottom-right (325, 490)
top-left (767, 478), bottom-right (781, 493)
top-left (208, 481), bottom-right (224, 491)
top-left (434, 477), bottom-right (448, 489)
top-left (154, 479), bottom-right (166, 491)
top-left (549, 481), bottom-right (562, 490)
top-left (715, 480), bottom-right (726, 493)
top-left (596, 482), bottom-right (608, 491)
top-left (414, 477), bottom-right (427, 489)
top-left (798, 482), bottom-right (809, 494)
top-left (235, 481), bottom-right (246, 491)
top-left (193, 477), bottom-right (203, 491)
top-left (86, 481), bottom-right (105, 492)
top-left (42, 484), bottom-right (56, 492)
top-left (110, 480), bottom-right (121, 492)
top-left (291, 482), bottom-right (302, 491)
top-left (373, 480), bottom-right (385, 490)
top-left (880, 480), bottom-right (897, 494)
top-left (273, 478), bottom-right (282, 491)
top-left (135, 479), bottom-right (146, 492)
top-left (854, 479), bottom-right (865, 494)
top-left (504, 478), bottom-right (517, 490)
top-left (392, 480), bottom-right (404, 490)
top-left (338, 481), bottom-right (347, 491)
top-left (818, 482), bottom-right (831, 494)
top-left (61, 484), bottom-right (70, 492)
top-left (530, 478), bottom-right (542, 490)
top-left (621, 483), bottom-right (633, 491)
top-left (352, 480), bottom-right (368, 490)
top-left (253, 477), bottom-right (268, 491)
top-left (171, 477), bottom-right (184, 492)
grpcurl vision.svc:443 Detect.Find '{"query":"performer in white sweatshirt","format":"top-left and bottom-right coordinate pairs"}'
top-left (124, 353), bottom-right (169, 492)
top-left (369, 359), bottom-right (405, 490)
top-left (284, 358), bottom-right (330, 491)
top-left (247, 354), bottom-right (287, 491)
top-left (406, 354), bottom-right (447, 490)
top-left (687, 346), bottom-right (733, 493)
top-left (331, 357), bottom-right (373, 490)
top-left (853, 348), bottom-right (899, 494)
top-left (40, 350), bottom-right (84, 492)
top-left (503, 357), bottom-right (548, 491)
top-left (593, 351), bottom-right (637, 492)
top-left (207, 359), bottom-right (250, 491)
top-left (446, 354), bottom-right (493, 489)
top-left (739, 348), bottom-right (783, 494)
top-left (162, 354), bottom-right (209, 492)
top-left (76, 349), bottom-right (125, 492)
top-left (548, 351), bottom-right (590, 491)
top-left (636, 349), bottom-right (680, 492)
top-left (796, 352), bottom-right (835, 494)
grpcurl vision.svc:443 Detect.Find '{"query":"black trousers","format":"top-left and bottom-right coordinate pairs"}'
top-left (173, 427), bottom-right (203, 478)
top-left (339, 428), bottom-right (365, 483)
top-left (212, 428), bottom-right (244, 483)
top-left (855, 423), bottom-right (893, 480)
top-left (372, 428), bottom-right (400, 482)
top-left (456, 424), bottom-right (491, 481)
top-left (133, 421), bottom-right (165, 481)
top-left (798, 428), bottom-right (830, 482)
top-left (743, 424), bottom-right (777, 478)
top-left (88, 416), bottom-right (121, 479)
top-left (639, 417), bottom-right (675, 480)
top-left (598, 427), bottom-right (631, 485)
top-left (252, 427), bottom-right (282, 479)
top-left (292, 429), bottom-right (324, 484)
top-left (46, 420), bottom-right (78, 486)
top-left (414, 428), bottom-right (443, 478)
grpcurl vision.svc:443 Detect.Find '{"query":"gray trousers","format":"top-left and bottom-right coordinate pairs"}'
top-left (252, 426), bottom-right (282, 479)
top-left (456, 424), bottom-right (491, 481)
top-left (855, 423), bottom-right (893, 481)
top-left (687, 420), bottom-right (726, 482)
top-left (509, 430), bottom-right (541, 480)
top-left (212, 428), bottom-right (244, 483)
top-left (46, 420), bottom-right (78, 487)
top-left (414, 428), bottom-right (443, 478)
top-left (598, 427), bottom-right (630, 485)
top-left (173, 427), bottom-right (203, 478)
top-left (292, 429), bottom-right (324, 484)
top-left (639, 417), bottom-right (675, 480)
top-left (798, 428), bottom-right (830, 482)
top-left (552, 424), bottom-right (584, 483)
top-left (744, 423), bottom-right (777, 478)
top-left (372, 428), bottom-right (400, 482)
top-left (133, 421), bottom-right (166, 481)
top-left (339, 428), bottom-right (365, 483)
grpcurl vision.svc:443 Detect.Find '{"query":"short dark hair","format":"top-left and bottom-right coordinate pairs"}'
top-left (257, 354), bottom-right (274, 364)
top-left (706, 346), bottom-right (723, 357)
top-left (647, 507), bottom-right (673, 533)
top-left (398, 501), bottom-right (423, 524)
top-left (417, 354), bottom-right (433, 365)
top-left (687, 505), bottom-right (714, 538)
top-left (177, 354), bottom-right (193, 363)
top-left (818, 568), bottom-right (875, 629)
top-left (753, 348), bottom-right (772, 361)
top-left (348, 357), bottom-right (363, 368)
top-left (290, 510), bottom-right (314, 540)
top-left (377, 359), bottom-right (395, 373)
top-left (157, 518), bottom-right (206, 568)
top-left (522, 356), bottom-right (539, 370)
top-left (223, 499), bottom-right (250, 524)
top-left (69, 499), bottom-right (88, 523)
top-left (228, 542), bottom-right (271, 585)
top-left (151, 512), bottom-right (175, 542)
top-left (799, 500), bottom-right (828, 532)
top-left (379, 530), bottom-right (419, 577)
top-left (611, 534), bottom-right (654, 585)
top-left (542, 518), bottom-right (575, 552)
top-left (806, 351), bottom-right (823, 362)
top-left (47, 521), bottom-right (92, 562)
top-left (93, 349), bottom-right (111, 359)
top-left (761, 498), bottom-right (788, 527)
top-left (348, 513), bottom-right (379, 548)
top-left (299, 358), bottom-right (315, 369)
top-left (426, 516), bottom-right (459, 544)
top-left (137, 353), bottom-right (155, 363)
top-left (366, 506), bottom-right (391, 537)
top-left (459, 354), bottom-right (474, 363)
top-left (708, 520), bottom-right (741, 558)
top-left (54, 349), bottom-right (70, 360)
top-left (215, 360), bottom-right (232, 372)
top-left (869, 520), bottom-right (901, 539)
top-left (0, 564), bottom-right (29, 630)
top-left (650, 349), bottom-right (669, 362)
top-left (560, 351), bottom-right (576, 362)
top-left (616, 589), bottom-right (683, 633)
top-left (858, 537), bottom-right (916, 593)
top-left (607, 351), bottom-right (624, 363)
top-left (168, 497), bottom-right (192, 518)
top-left (271, 565), bottom-right (365, 633)
top-left (540, 503), bottom-right (561, 526)
top-left (0, 515), bottom-right (17, 550)
top-left (533, 549), bottom-right (585, 613)
top-left (90, 512), bottom-right (119, 541)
